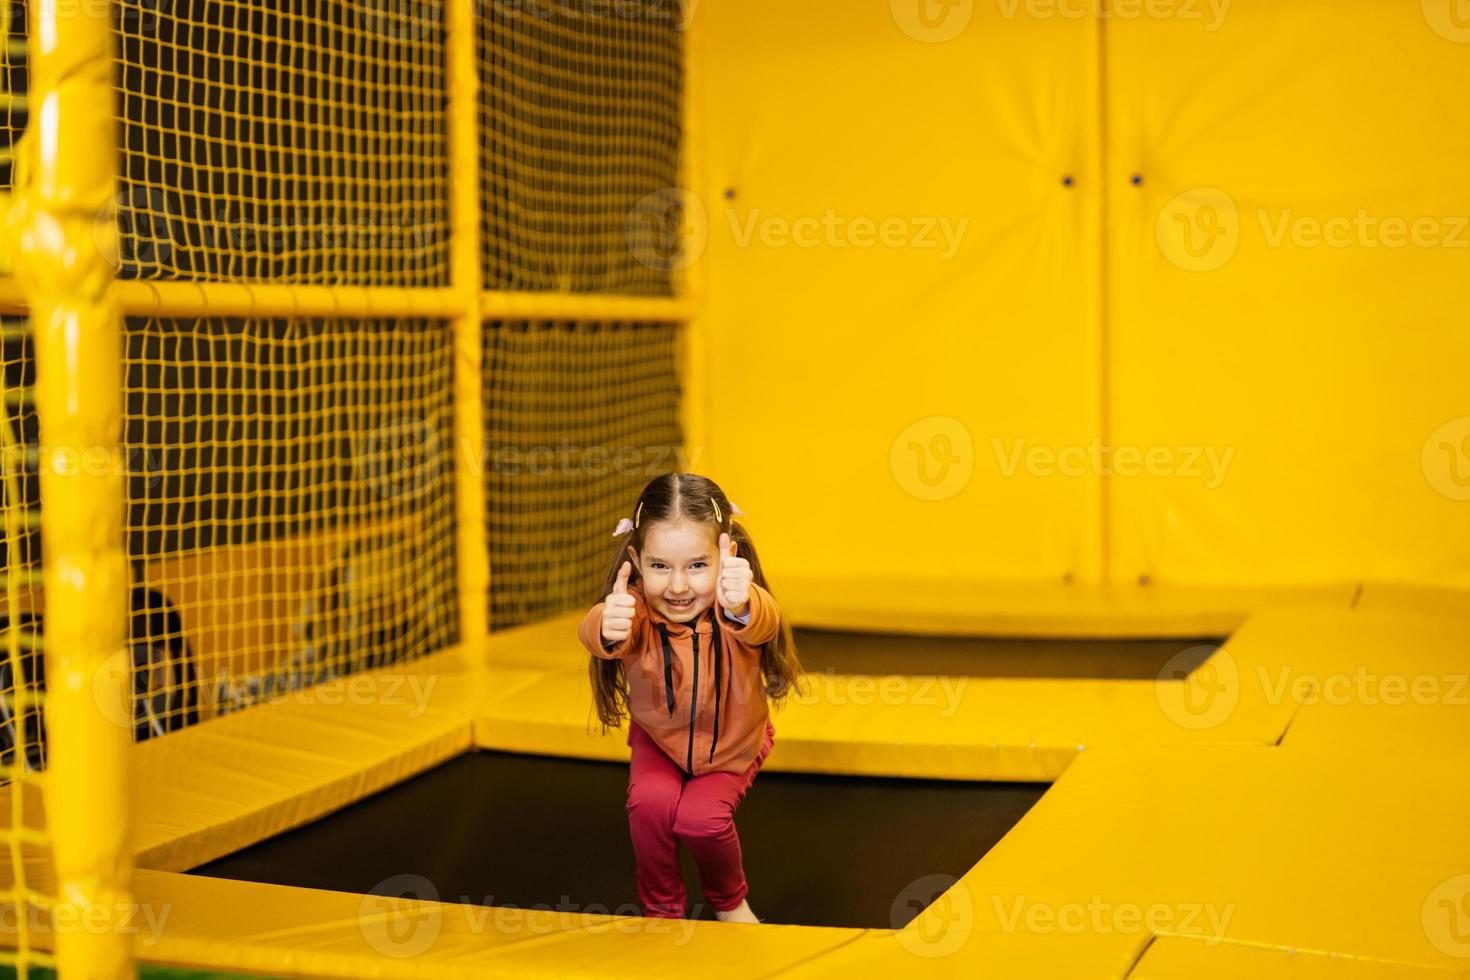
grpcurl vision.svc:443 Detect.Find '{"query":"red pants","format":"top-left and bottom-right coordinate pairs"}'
top-left (626, 720), bottom-right (774, 918)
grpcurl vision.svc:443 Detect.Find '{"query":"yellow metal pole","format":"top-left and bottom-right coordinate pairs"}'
top-left (480, 290), bottom-right (693, 322)
top-left (15, 0), bottom-right (133, 975)
top-left (448, 0), bottom-right (489, 653)
top-left (0, 277), bottom-right (695, 323)
top-left (677, 4), bottom-right (709, 473)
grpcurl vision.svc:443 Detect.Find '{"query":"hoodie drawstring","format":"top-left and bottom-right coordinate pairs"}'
top-left (656, 623), bottom-right (676, 717)
top-left (709, 606), bottom-right (723, 764)
top-left (657, 610), bottom-right (726, 770)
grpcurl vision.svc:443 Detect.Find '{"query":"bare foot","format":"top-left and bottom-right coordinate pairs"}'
top-left (714, 899), bottom-right (760, 924)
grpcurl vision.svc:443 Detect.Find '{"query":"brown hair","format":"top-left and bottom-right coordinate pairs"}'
top-left (589, 472), bottom-right (802, 729)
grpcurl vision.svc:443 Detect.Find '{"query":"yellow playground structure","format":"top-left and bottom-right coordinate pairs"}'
top-left (0, 0), bottom-right (1467, 977)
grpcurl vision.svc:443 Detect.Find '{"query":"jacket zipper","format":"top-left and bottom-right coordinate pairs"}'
top-left (686, 627), bottom-right (700, 773)
top-left (709, 612), bottom-right (722, 765)
top-left (656, 623), bottom-right (675, 716)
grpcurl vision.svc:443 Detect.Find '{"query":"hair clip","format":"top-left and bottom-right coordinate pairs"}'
top-left (710, 497), bottom-right (722, 523)
top-left (613, 517), bottom-right (634, 537)
top-left (635, 500), bottom-right (644, 528)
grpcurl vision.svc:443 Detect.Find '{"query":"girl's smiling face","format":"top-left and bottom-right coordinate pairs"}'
top-left (630, 519), bottom-right (719, 623)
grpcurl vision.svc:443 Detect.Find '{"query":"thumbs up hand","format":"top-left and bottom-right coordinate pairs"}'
top-left (601, 560), bottom-right (638, 645)
top-left (717, 533), bottom-right (752, 615)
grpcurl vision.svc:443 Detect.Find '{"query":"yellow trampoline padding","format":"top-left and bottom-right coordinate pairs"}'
top-left (792, 743), bottom-right (1469, 976)
top-left (132, 661), bottom-right (480, 872)
top-left (1258, 605), bottom-right (1470, 754)
top-left (128, 869), bottom-right (866, 980)
top-left (771, 574), bottom-right (1356, 637)
top-left (112, 740), bottom-right (1468, 979)
top-left (476, 607), bottom-right (1309, 782)
top-left (1354, 584), bottom-right (1470, 619)
top-left (7, 590), bottom-right (1457, 879)
top-left (1129, 935), bottom-right (1458, 980)
top-left (3, 590), bottom-right (1463, 979)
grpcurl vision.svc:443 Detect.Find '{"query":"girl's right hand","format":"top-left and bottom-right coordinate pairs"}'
top-left (601, 560), bottom-right (637, 645)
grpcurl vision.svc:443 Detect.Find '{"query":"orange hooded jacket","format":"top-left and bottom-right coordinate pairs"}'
top-left (578, 582), bottom-right (781, 776)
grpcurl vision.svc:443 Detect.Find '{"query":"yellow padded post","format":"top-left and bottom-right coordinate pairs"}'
top-left (448, 0), bottom-right (489, 652)
top-left (14, 0), bottom-right (133, 975)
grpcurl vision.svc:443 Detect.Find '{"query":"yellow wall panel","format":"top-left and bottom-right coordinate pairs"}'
top-left (697, 1), bottom-right (1104, 587)
top-left (700, 2), bottom-right (1470, 596)
top-left (1105, 4), bottom-right (1470, 586)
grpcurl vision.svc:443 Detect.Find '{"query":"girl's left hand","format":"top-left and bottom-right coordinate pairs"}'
top-left (717, 532), bottom-right (752, 613)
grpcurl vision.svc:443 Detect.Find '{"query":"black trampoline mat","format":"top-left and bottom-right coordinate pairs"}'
top-left (192, 750), bottom-right (1048, 929)
top-left (791, 629), bottom-right (1224, 680)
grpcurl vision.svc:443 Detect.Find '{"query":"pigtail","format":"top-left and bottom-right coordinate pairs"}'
top-left (589, 522), bottom-right (638, 730)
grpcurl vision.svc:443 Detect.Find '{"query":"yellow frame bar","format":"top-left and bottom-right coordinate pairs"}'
top-left (112, 280), bottom-right (464, 320)
top-left (0, 278), bottom-right (693, 328)
top-left (481, 290), bottom-right (693, 322)
top-left (18, 0), bottom-right (134, 974)
top-left (677, 8), bottom-right (709, 469)
top-left (448, 0), bottom-right (489, 650)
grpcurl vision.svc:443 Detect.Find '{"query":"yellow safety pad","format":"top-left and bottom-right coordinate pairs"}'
top-left (697, 0), bottom-right (1105, 588)
top-left (787, 744), bottom-right (1470, 976)
top-left (0, 843), bottom-right (56, 896)
top-left (1354, 584), bottom-right (1470, 619)
top-left (1254, 606), bottom-right (1470, 753)
top-left (772, 574), bottom-right (1356, 636)
top-left (4, 592), bottom-right (1463, 978)
top-left (6, 590), bottom-right (1454, 885)
top-left (1105, 4), bottom-right (1470, 588)
top-left (475, 607), bottom-right (1309, 781)
top-left (1127, 935), bottom-right (1457, 980)
top-left (138, 515), bottom-right (429, 720)
top-left (128, 869), bottom-right (865, 980)
top-left (131, 655), bottom-right (479, 872)
top-left (114, 739), bottom-right (1468, 979)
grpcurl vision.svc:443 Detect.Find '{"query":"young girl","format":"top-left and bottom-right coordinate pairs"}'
top-left (578, 472), bottom-right (801, 923)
